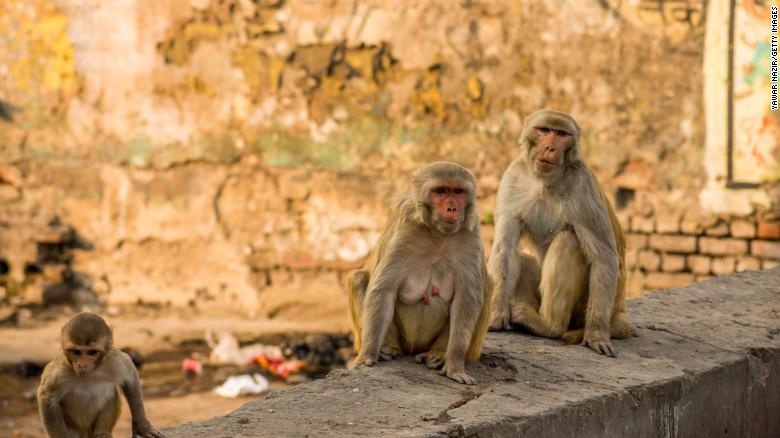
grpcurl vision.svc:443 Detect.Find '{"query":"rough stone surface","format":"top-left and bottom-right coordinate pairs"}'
top-left (165, 268), bottom-right (780, 437)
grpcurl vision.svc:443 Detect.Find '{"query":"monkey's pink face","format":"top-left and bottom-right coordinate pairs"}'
top-left (429, 185), bottom-right (469, 234)
top-left (65, 345), bottom-right (104, 376)
top-left (532, 126), bottom-right (574, 173)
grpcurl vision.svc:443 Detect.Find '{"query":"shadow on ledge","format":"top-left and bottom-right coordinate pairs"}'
top-left (165, 268), bottom-right (780, 437)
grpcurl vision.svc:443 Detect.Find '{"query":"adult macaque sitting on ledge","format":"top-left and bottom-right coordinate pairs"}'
top-left (348, 161), bottom-right (492, 384)
top-left (488, 109), bottom-right (633, 357)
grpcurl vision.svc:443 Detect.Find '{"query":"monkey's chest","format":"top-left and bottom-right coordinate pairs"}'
top-left (62, 380), bottom-right (118, 428)
top-left (398, 265), bottom-right (455, 306)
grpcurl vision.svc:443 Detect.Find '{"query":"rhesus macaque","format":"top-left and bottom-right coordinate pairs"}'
top-left (348, 161), bottom-right (492, 384)
top-left (37, 312), bottom-right (165, 438)
top-left (488, 109), bottom-right (632, 357)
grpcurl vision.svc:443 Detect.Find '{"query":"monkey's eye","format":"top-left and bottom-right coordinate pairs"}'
top-left (535, 127), bottom-right (551, 134)
top-left (555, 129), bottom-right (571, 137)
top-left (67, 349), bottom-right (82, 356)
top-left (86, 350), bottom-right (100, 357)
top-left (433, 187), bottom-right (447, 194)
top-left (453, 188), bottom-right (465, 195)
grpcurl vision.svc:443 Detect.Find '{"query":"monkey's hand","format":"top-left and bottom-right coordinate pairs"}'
top-left (438, 361), bottom-right (476, 385)
top-left (348, 354), bottom-right (376, 369)
top-left (132, 420), bottom-right (166, 438)
top-left (488, 304), bottom-right (512, 331)
top-left (414, 350), bottom-right (444, 369)
top-left (582, 331), bottom-right (616, 358)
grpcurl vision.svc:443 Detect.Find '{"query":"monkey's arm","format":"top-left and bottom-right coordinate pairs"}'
top-left (37, 362), bottom-right (71, 438)
top-left (441, 270), bottom-right (484, 385)
top-left (117, 351), bottom-right (166, 438)
top-left (487, 211), bottom-right (522, 330)
top-left (350, 256), bottom-right (401, 367)
top-left (572, 178), bottom-right (620, 356)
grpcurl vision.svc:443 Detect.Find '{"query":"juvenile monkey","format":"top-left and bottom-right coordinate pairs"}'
top-left (37, 312), bottom-right (165, 438)
top-left (348, 161), bottom-right (492, 385)
top-left (488, 109), bottom-right (632, 357)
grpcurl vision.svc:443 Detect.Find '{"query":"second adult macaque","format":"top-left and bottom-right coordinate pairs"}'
top-left (37, 312), bottom-right (165, 437)
top-left (348, 161), bottom-right (492, 384)
top-left (488, 109), bottom-right (632, 357)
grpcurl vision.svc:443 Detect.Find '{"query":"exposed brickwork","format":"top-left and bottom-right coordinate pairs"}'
top-left (711, 257), bottom-right (736, 275)
top-left (648, 235), bottom-right (697, 253)
top-left (686, 255), bottom-right (711, 274)
top-left (699, 237), bottom-right (749, 256)
top-left (751, 240), bottom-right (780, 259)
top-left (757, 221), bottom-right (780, 239)
top-left (730, 220), bottom-right (756, 239)
top-left (645, 272), bottom-right (695, 290)
top-left (631, 217), bottom-right (655, 234)
top-left (661, 254), bottom-right (686, 272)
top-left (655, 217), bottom-right (680, 234)
top-left (623, 214), bottom-right (779, 296)
top-left (736, 257), bottom-right (761, 272)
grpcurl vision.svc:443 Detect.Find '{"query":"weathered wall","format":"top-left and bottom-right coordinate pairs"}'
top-left (0, 0), bottom-right (776, 314)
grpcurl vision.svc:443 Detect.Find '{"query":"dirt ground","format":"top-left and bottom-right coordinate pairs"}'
top-left (0, 304), bottom-right (351, 437)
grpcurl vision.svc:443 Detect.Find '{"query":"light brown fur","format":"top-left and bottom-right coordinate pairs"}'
top-left (37, 312), bottom-right (165, 438)
top-left (348, 162), bottom-right (492, 384)
top-left (488, 110), bottom-right (632, 357)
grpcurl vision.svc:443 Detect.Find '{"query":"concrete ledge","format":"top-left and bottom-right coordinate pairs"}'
top-left (165, 268), bottom-right (780, 437)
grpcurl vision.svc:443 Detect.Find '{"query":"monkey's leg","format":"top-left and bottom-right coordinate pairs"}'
top-left (347, 270), bottom-right (370, 351)
top-left (562, 303), bottom-right (635, 344)
top-left (379, 320), bottom-right (402, 361)
top-left (510, 252), bottom-right (541, 310)
top-left (91, 388), bottom-right (120, 437)
top-left (512, 231), bottom-right (587, 338)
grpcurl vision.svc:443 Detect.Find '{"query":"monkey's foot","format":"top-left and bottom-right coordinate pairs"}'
top-left (414, 350), bottom-right (445, 369)
top-left (348, 355), bottom-right (377, 369)
top-left (488, 304), bottom-right (512, 331)
top-left (379, 345), bottom-right (401, 361)
top-left (561, 329), bottom-right (584, 344)
top-left (439, 366), bottom-right (476, 385)
top-left (133, 421), bottom-right (167, 438)
top-left (582, 333), bottom-right (616, 358)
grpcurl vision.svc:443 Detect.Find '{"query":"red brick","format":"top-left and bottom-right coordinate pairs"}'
top-left (645, 272), bottom-right (695, 290)
top-left (757, 221), bottom-right (780, 239)
top-left (686, 255), bottom-right (711, 274)
top-left (637, 250), bottom-right (660, 271)
top-left (631, 216), bottom-right (654, 233)
top-left (763, 260), bottom-right (779, 269)
top-left (655, 216), bottom-right (680, 234)
top-left (705, 221), bottom-right (729, 236)
top-left (699, 237), bottom-right (748, 256)
top-left (735, 257), bottom-right (761, 272)
top-left (661, 254), bottom-right (686, 272)
top-left (729, 220), bottom-right (756, 239)
top-left (648, 235), bottom-right (697, 253)
top-left (695, 275), bottom-right (713, 283)
top-left (711, 257), bottom-right (736, 276)
top-left (751, 240), bottom-right (780, 259)
top-left (625, 233), bottom-right (648, 249)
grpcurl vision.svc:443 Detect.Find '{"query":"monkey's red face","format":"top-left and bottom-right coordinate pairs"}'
top-left (429, 185), bottom-right (469, 234)
top-left (532, 126), bottom-right (574, 174)
top-left (65, 344), bottom-right (104, 376)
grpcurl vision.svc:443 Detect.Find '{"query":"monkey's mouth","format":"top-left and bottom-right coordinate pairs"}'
top-left (536, 159), bottom-right (556, 172)
top-left (440, 220), bottom-right (459, 232)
